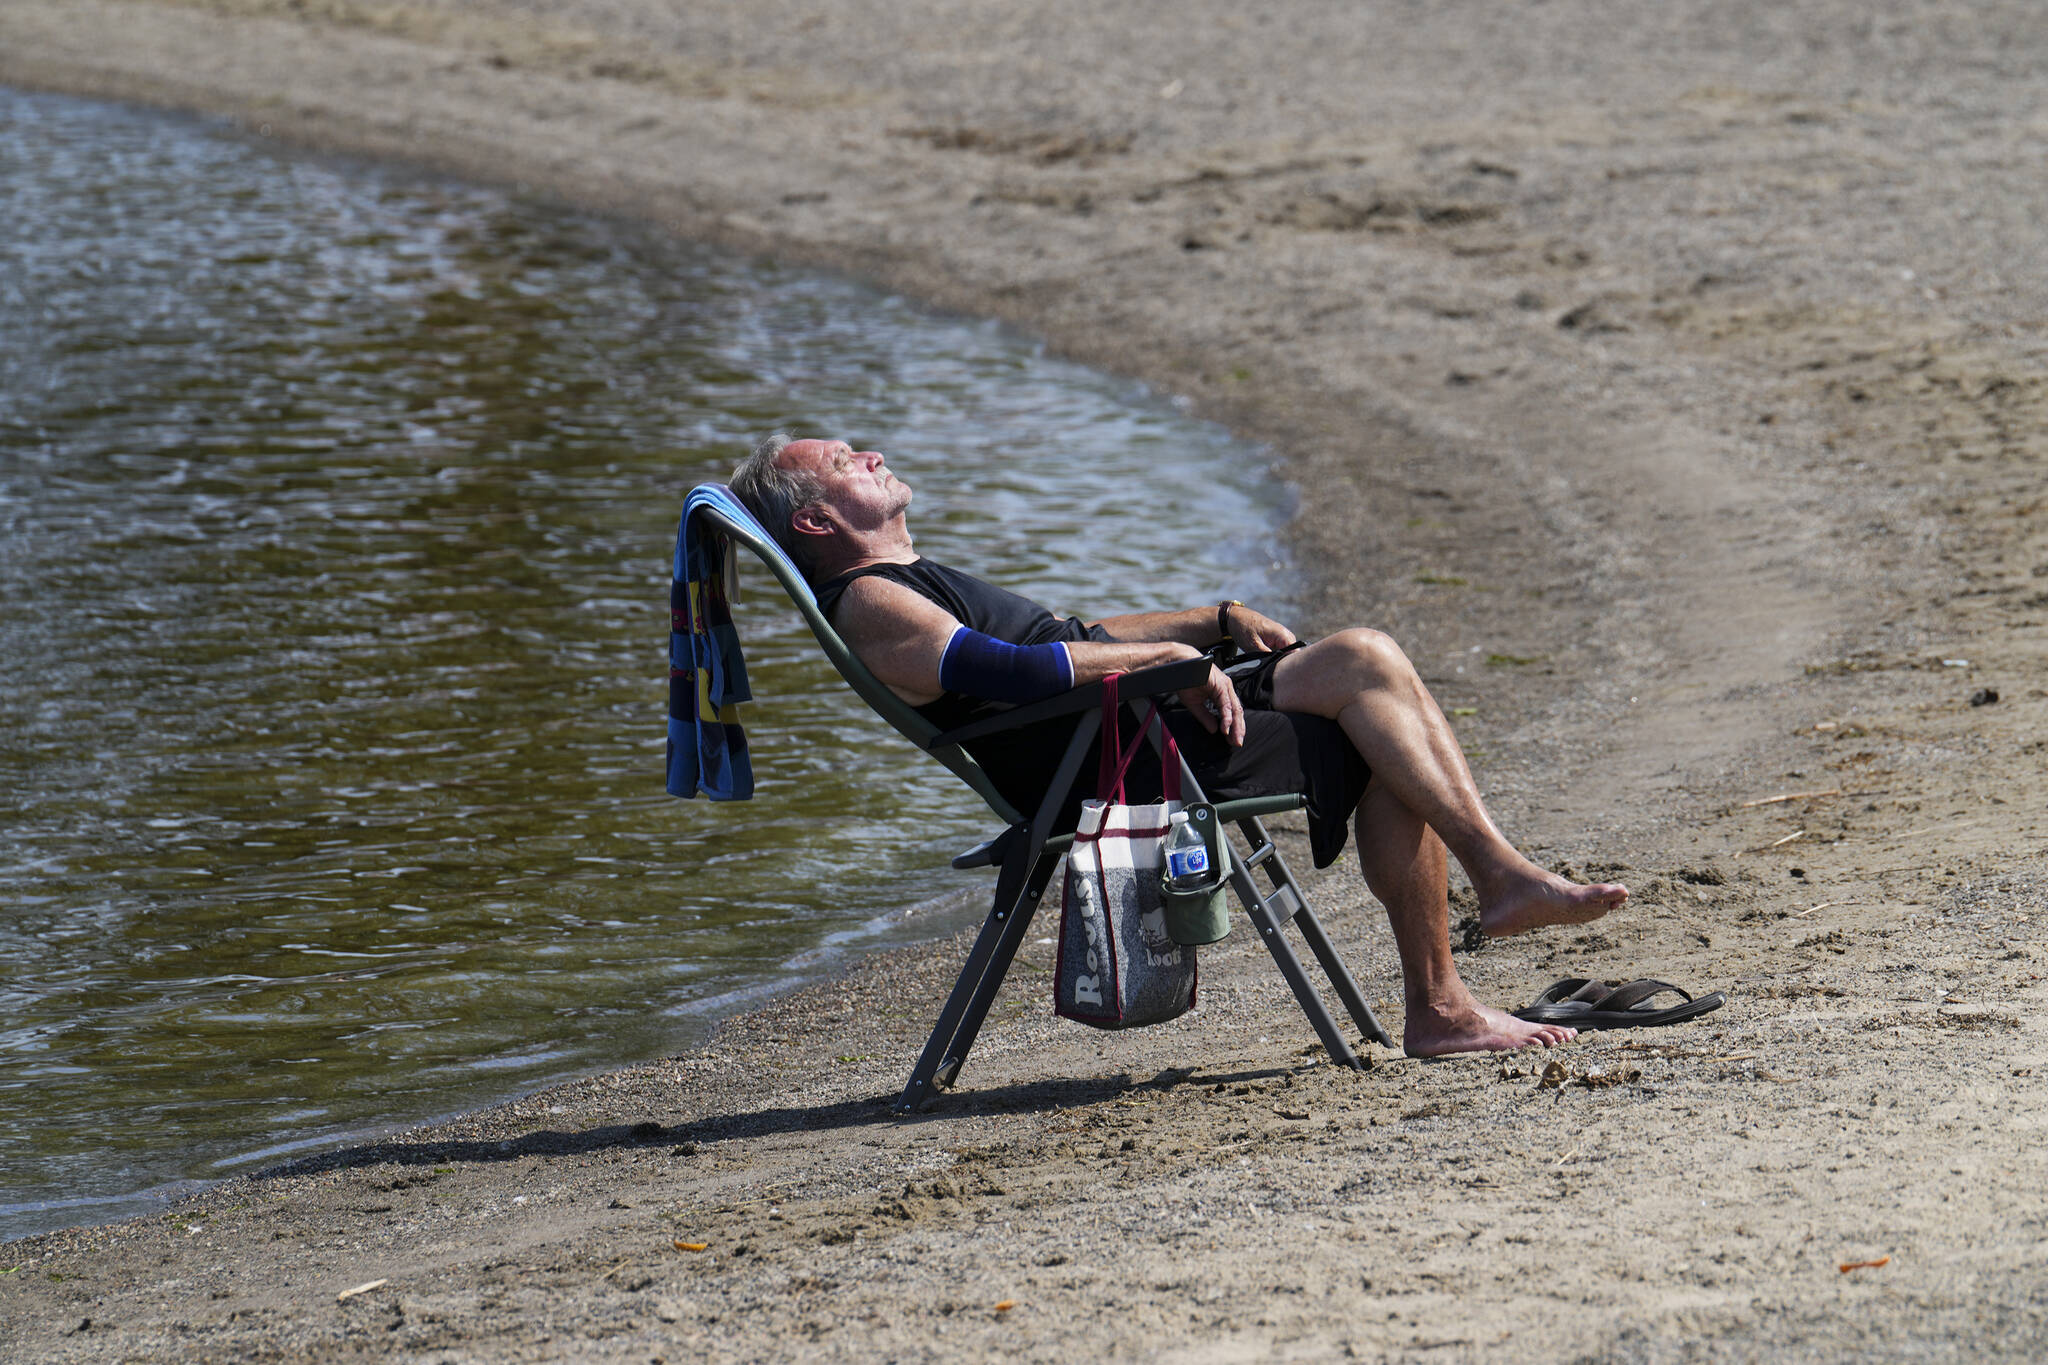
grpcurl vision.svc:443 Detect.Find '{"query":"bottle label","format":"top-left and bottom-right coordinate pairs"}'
top-left (1167, 845), bottom-right (1209, 881)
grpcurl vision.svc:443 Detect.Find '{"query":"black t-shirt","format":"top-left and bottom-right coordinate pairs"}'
top-left (814, 558), bottom-right (1112, 816)
top-left (814, 558), bottom-right (1112, 733)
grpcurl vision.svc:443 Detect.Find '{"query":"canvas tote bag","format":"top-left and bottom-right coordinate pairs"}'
top-left (1054, 673), bottom-right (1199, 1029)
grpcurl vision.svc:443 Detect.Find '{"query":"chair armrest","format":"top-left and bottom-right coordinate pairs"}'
top-left (927, 656), bottom-right (1212, 749)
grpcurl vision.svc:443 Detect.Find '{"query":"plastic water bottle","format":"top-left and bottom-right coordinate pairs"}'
top-left (1165, 811), bottom-right (1211, 891)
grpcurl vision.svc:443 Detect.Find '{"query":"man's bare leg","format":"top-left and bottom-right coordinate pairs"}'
top-left (1271, 629), bottom-right (1626, 936)
top-left (1353, 781), bottom-right (1576, 1055)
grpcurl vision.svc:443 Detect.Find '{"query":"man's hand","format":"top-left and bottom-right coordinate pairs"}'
top-left (1179, 664), bottom-right (1245, 746)
top-left (1224, 603), bottom-right (1298, 654)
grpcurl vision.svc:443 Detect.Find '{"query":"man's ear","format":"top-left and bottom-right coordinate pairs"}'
top-left (790, 504), bottom-right (836, 540)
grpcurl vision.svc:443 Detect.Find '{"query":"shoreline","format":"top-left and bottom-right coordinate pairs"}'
top-left (0, 762), bottom-right (999, 1246)
top-left (4, 2), bottom-right (2047, 1359)
top-left (3, 79), bottom-right (1288, 1249)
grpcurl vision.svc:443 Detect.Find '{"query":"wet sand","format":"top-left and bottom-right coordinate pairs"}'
top-left (4, 1), bottom-right (2047, 1359)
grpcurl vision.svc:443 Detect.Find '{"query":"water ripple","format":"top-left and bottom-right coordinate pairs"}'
top-left (0, 86), bottom-right (1296, 1240)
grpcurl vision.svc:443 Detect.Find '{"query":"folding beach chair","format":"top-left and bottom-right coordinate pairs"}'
top-left (678, 487), bottom-right (1393, 1113)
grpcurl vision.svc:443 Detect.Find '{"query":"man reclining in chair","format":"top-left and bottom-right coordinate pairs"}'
top-left (730, 433), bottom-right (1629, 1057)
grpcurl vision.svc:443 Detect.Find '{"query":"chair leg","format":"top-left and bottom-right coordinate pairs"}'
top-left (924, 847), bottom-right (1062, 1093)
top-left (1226, 852), bottom-right (1365, 1069)
top-left (898, 708), bottom-right (1102, 1114)
top-left (1143, 706), bottom-right (1392, 1068)
top-left (1290, 906), bottom-right (1396, 1049)
top-left (1254, 834), bottom-right (1397, 1049)
top-left (894, 838), bottom-right (1052, 1113)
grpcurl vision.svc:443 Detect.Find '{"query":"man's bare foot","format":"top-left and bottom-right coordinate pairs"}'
top-left (1477, 864), bottom-right (1628, 938)
top-left (1403, 1001), bottom-right (1576, 1057)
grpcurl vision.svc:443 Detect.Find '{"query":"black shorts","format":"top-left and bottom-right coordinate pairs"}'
top-left (1145, 647), bottom-right (1369, 869)
top-left (978, 647), bottom-right (1371, 870)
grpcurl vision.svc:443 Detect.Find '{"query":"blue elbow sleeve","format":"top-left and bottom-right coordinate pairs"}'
top-left (939, 627), bottom-right (1074, 704)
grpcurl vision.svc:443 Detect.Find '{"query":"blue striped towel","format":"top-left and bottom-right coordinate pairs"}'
top-left (666, 484), bottom-right (811, 800)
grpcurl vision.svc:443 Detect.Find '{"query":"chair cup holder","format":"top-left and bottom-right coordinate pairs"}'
top-left (1164, 803), bottom-right (1233, 946)
top-left (1162, 883), bottom-right (1231, 945)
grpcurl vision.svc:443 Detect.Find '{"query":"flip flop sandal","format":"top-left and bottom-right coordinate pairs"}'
top-left (1512, 978), bottom-right (1725, 1030)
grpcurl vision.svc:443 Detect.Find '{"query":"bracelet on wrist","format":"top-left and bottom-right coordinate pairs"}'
top-left (1216, 599), bottom-right (1244, 645)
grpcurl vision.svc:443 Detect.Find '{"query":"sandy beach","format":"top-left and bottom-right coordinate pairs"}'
top-left (3, 1), bottom-right (2047, 1358)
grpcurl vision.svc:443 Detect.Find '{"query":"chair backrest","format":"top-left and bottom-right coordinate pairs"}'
top-left (688, 486), bottom-right (1027, 826)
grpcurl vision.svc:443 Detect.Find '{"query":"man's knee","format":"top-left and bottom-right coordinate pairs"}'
top-left (1330, 627), bottom-right (1414, 685)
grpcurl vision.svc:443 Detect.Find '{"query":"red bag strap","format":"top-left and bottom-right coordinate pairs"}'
top-left (1160, 726), bottom-right (1184, 804)
top-left (1095, 671), bottom-right (1185, 805)
top-left (1096, 673), bottom-right (1128, 801)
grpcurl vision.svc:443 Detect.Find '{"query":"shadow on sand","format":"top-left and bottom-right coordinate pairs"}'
top-left (255, 1063), bottom-right (1292, 1181)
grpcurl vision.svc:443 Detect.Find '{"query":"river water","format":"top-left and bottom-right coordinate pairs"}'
top-left (0, 87), bottom-right (1294, 1240)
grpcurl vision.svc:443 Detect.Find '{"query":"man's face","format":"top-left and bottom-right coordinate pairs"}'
top-left (778, 438), bottom-right (912, 536)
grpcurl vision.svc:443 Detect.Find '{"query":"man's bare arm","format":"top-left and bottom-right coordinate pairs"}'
top-left (1084, 607), bottom-right (1214, 648)
top-left (1089, 603), bottom-right (1299, 653)
top-left (829, 576), bottom-right (964, 707)
top-left (1066, 638), bottom-right (1247, 744)
top-left (833, 576), bottom-right (1206, 701)
top-left (834, 578), bottom-right (1244, 744)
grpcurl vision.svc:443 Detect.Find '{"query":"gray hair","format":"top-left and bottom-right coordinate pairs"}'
top-left (728, 431), bottom-right (826, 578)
